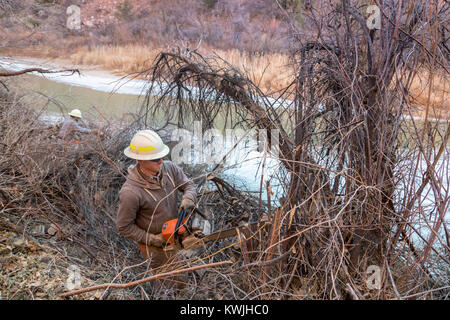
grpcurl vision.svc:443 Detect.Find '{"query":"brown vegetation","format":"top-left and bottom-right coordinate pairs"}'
top-left (0, 0), bottom-right (449, 300)
top-left (0, 0), bottom-right (447, 116)
top-left (138, 0), bottom-right (449, 299)
top-left (0, 78), bottom-right (274, 299)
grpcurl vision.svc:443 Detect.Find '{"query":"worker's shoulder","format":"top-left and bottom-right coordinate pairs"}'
top-left (163, 160), bottom-right (190, 178)
top-left (162, 160), bottom-right (183, 172)
top-left (118, 182), bottom-right (142, 199)
top-left (62, 117), bottom-right (76, 123)
top-left (59, 117), bottom-right (73, 127)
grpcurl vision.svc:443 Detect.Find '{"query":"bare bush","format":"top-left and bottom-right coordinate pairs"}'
top-left (138, 0), bottom-right (449, 299)
top-left (0, 72), bottom-right (267, 299)
top-left (0, 0), bottom-right (448, 300)
top-left (0, 83), bottom-right (152, 298)
top-left (0, 0), bottom-right (22, 12)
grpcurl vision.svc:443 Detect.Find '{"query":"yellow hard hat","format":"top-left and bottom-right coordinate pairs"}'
top-left (124, 130), bottom-right (170, 160)
top-left (68, 109), bottom-right (82, 118)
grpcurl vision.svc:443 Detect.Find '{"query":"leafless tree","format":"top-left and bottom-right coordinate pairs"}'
top-left (140, 0), bottom-right (449, 299)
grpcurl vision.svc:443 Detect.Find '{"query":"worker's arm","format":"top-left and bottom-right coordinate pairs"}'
top-left (74, 120), bottom-right (92, 134)
top-left (116, 189), bottom-right (164, 247)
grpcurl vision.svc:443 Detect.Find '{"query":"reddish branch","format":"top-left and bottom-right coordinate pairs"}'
top-left (60, 260), bottom-right (232, 298)
top-left (0, 68), bottom-right (80, 77)
top-left (0, 67), bottom-right (80, 91)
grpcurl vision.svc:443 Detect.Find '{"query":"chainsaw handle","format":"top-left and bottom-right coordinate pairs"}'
top-left (167, 206), bottom-right (204, 247)
top-left (174, 208), bottom-right (185, 234)
top-left (174, 208), bottom-right (189, 246)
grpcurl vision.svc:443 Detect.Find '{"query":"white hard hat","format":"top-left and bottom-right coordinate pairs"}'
top-left (124, 130), bottom-right (170, 160)
top-left (68, 109), bottom-right (82, 118)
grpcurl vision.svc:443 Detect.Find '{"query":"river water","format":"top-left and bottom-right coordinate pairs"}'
top-left (0, 56), bottom-right (282, 202)
top-left (1, 56), bottom-right (448, 255)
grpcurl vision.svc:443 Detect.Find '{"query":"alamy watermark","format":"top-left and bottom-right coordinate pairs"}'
top-left (170, 121), bottom-right (280, 166)
top-left (66, 3), bottom-right (381, 31)
top-left (365, 265), bottom-right (382, 290)
top-left (66, 5), bottom-right (81, 30)
top-left (366, 5), bottom-right (381, 30)
top-left (66, 265), bottom-right (82, 290)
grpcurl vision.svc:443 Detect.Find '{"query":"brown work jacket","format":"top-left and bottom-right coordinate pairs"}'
top-left (58, 117), bottom-right (92, 141)
top-left (116, 161), bottom-right (196, 244)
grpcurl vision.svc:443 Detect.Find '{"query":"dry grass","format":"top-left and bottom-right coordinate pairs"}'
top-left (212, 48), bottom-right (294, 94)
top-left (408, 71), bottom-right (449, 119)
top-left (69, 44), bottom-right (159, 74)
top-left (2, 41), bottom-right (446, 118)
top-left (10, 42), bottom-right (447, 119)
top-left (69, 44), bottom-right (294, 95)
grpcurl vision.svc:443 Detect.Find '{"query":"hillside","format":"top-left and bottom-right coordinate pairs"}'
top-left (0, 0), bottom-right (293, 54)
top-left (1, 0), bottom-right (447, 118)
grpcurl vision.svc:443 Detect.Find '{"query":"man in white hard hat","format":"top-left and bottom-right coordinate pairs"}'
top-left (58, 109), bottom-right (92, 143)
top-left (116, 130), bottom-right (196, 269)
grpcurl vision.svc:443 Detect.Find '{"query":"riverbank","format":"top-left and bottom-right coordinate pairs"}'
top-left (1, 54), bottom-right (448, 123)
top-left (0, 55), bottom-right (121, 84)
top-left (1, 46), bottom-right (448, 121)
top-left (0, 45), bottom-right (293, 94)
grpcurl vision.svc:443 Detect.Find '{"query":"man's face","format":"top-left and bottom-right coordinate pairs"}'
top-left (138, 159), bottom-right (163, 175)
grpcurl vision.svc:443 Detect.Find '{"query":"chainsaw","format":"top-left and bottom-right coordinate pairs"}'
top-left (161, 208), bottom-right (270, 251)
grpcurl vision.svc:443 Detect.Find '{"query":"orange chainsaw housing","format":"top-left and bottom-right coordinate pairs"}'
top-left (162, 218), bottom-right (188, 244)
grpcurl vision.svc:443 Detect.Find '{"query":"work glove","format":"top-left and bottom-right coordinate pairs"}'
top-left (144, 233), bottom-right (166, 248)
top-left (180, 196), bottom-right (195, 211)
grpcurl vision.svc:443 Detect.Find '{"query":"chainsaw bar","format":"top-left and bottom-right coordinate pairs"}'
top-left (165, 220), bottom-right (270, 251)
